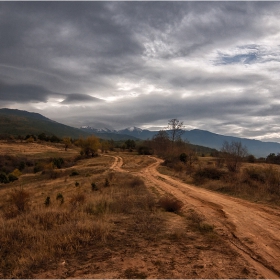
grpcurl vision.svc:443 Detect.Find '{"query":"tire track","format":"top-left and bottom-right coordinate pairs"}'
top-left (141, 156), bottom-right (280, 279)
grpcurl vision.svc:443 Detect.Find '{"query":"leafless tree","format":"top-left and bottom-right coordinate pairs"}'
top-left (221, 141), bottom-right (248, 172)
top-left (167, 118), bottom-right (185, 142)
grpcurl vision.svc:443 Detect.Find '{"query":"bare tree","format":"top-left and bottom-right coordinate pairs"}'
top-left (167, 118), bottom-right (185, 142)
top-left (221, 141), bottom-right (248, 172)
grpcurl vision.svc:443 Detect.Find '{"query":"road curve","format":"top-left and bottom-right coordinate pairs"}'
top-left (141, 156), bottom-right (280, 279)
top-left (106, 154), bottom-right (280, 278)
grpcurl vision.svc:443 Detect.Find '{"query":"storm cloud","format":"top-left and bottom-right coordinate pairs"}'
top-left (1, 2), bottom-right (280, 142)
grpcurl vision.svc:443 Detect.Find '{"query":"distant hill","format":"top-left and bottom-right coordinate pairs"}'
top-left (0, 108), bottom-right (90, 139)
top-left (81, 125), bottom-right (280, 158)
top-left (183, 129), bottom-right (280, 158)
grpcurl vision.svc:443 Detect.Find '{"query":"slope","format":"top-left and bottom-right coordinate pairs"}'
top-left (0, 108), bottom-right (90, 139)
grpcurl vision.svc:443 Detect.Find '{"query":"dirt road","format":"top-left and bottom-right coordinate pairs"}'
top-left (144, 157), bottom-right (280, 278)
top-left (110, 155), bottom-right (280, 278)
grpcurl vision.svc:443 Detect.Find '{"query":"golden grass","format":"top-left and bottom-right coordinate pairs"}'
top-left (159, 156), bottom-right (280, 205)
top-left (0, 144), bottom-right (163, 277)
top-left (0, 143), bottom-right (260, 278)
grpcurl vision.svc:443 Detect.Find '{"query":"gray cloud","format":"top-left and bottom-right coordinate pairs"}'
top-left (61, 94), bottom-right (103, 104)
top-left (0, 81), bottom-right (54, 103)
top-left (1, 2), bottom-right (280, 142)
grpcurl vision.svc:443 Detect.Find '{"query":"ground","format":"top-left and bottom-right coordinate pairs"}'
top-left (1, 142), bottom-right (280, 278)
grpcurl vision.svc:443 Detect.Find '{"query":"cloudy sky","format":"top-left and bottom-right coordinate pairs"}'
top-left (1, 2), bottom-right (280, 142)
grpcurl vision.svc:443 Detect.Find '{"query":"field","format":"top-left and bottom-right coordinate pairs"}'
top-left (0, 141), bottom-right (280, 278)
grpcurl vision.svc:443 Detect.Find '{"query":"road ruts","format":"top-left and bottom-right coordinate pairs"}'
top-left (141, 156), bottom-right (280, 279)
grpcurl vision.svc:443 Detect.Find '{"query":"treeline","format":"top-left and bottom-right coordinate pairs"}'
top-left (0, 132), bottom-right (138, 153)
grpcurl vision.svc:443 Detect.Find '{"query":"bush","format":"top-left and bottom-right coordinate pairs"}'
top-left (8, 188), bottom-right (30, 212)
top-left (104, 178), bottom-right (110, 187)
top-left (138, 146), bottom-right (153, 155)
top-left (44, 196), bottom-right (51, 207)
top-left (34, 163), bottom-right (44, 173)
top-left (70, 170), bottom-right (79, 176)
top-left (91, 182), bottom-right (98, 191)
top-left (0, 172), bottom-right (9, 184)
top-left (128, 177), bottom-right (145, 188)
top-left (242, 167), bottom-right (265, 183)
top-left (52, 157), bottom-right (64, 169)
top-left (8, 173), bottom-right (18, 182)
top-left (158, 195), bottom-right (183, 213)
top-left (179, 152), bottom-right (187, 163)
top-left (193, 167), bottom-right (226, 183)
top-left (69, 193), bottom-right (86, 207)
top-left (56, 193), bottom-right (64, 205)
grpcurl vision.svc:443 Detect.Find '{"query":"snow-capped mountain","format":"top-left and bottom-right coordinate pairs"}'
top-left (80, 126), bottom-right (116, 133)
top-left (80, 125), bottom-right (157, 140)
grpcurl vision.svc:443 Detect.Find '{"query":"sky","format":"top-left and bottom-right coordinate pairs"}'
top-left (1, 2), bottom-right (280, 142)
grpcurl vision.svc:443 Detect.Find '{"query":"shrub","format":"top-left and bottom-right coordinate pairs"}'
top-left (69, 193), bottom-right (86, 207)
top-left (179, 152), bottom-right (187, 163)
top-left (158, 195), bottom-right (183, 213)
top-left (104, 178), bottom-right (110, 187)
top-left (0, 172), bottom-right (9, 184)
top-left (187, 209), bottom-right (214, 233)
top-left (44, 196), bottom-right (51, 207)
top-left (123, 268), bottom-right (147, 279)
top-left (70, 170), bottom-right (79, 176)
top-left (242, 167), bottom-right (265, 183)
top-left (18, 161), bottom-right (26, 171)
top-left (193, 167), bottom-right (225, 184)
top-left (128, 177), bottom-right (145, 188)
top-left (91, 182), bottom-right (98, 191)
top-left (56, 193), bottom-right (64, 205)
top-left (34, 163), bottom-right (44, 173)
top-left (138, 146), bottom-right (153, 155)
top-left (8, 173), bottom-right (18, 182)
top-left (52, 157), bottom-right (64, 169)
top-left (8, 188), bottom-right (30, 212)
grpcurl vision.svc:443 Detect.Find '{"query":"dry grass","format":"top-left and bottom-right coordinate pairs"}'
top-left (0, 144), bottom-right (259, 278)
top-left (120, 152), bottom-right (156, 172)
top-left (0, 144), bottom-right (163, 277)
top-left (159, 156), bottom-right (280, 205)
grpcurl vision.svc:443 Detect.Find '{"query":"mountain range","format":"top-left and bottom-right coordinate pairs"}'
top-left (1, 108), bottom-right (280, 158)
top-left (80, 126), bottom-right (280, 158)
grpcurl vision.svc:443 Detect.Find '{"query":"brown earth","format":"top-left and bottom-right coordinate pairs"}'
top-left (139, 156), bottom-right (280, 279)
top-left (102, 154), bottom-right (280, 278)
top-left (3, 149), bottom-right (280, 278)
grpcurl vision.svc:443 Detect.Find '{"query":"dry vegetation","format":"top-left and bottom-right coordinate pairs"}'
top-left (0, 141), bottom-right (263, 278)
top-left (159, 155), bottom-right (280, 206)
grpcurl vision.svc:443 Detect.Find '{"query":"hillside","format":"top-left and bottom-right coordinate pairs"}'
top-left (183, 129), bottom-right (280, 158)
top-left (0, 108), bottom-right (90, 139)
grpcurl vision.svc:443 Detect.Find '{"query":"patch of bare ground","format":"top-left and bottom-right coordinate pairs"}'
top-left (0, 146), bottom-right (275, 278)
top-left (146, 156), bottom-right (280, 278)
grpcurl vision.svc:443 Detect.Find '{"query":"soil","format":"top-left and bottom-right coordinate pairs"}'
top-left (33, 154), bottom-right (280, 279)
top-left (141, 156), bottom-right (280, 279)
